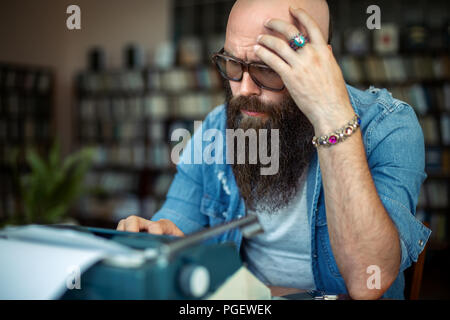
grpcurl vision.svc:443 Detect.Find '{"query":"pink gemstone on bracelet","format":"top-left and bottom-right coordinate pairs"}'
top-left (328, 135), bottom-right (338, 144)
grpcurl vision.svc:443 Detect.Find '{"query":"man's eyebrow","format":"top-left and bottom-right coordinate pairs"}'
top-left (223, 49), bottom-right (266, 65)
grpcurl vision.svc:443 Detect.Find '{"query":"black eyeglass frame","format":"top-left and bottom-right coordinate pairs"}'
top-left (211, 48), bottom-right (285, 92)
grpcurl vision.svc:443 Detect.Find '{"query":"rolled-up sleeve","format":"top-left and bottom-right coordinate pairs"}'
top-left (150, 107), bottom-right (224, 234)
top-left (151, 167), bottom-right (208, 235)
top-left (367, 102), bottom-right (431, 273)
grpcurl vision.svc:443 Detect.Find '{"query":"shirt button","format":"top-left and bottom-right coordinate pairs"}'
top-left (419, 239), bottom-right (424, 246)
top-left (222, 212), bottom-right (227, 218)
top-left (313, 254), bottom-right (318, 258)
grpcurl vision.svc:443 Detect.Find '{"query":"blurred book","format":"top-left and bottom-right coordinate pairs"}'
top-left (425, 147), bottom-right (442, 172)
top-left (430, 213), bottom-right (447, 243)
top-left (420, 116), bottom-right (439, 145)
top-left (153, 42), bottom-right (176, 69)
top-left (122, 71), bottom-right (145, 91)
top-left (442, 149), bottom-right (450, 174)
top-left (407, 84), bottom-right (428, 115)
top-left (132, 144), bottom-right (146, 168)
top-left (161, 68), bottom-right (191, 91)
top-left (96, 98), bottom-right (111, 120)
top-left (178, 37), bottom-right (203, 66)
top-left (444, 83), bottom-right (450, 112)
top-left (344, 29), bottom-right (370, 55)
top-left (80, 99), bottom-right (96, 120)
top-left (441, 115), bottom-right (450, 145)
top-left (365, 56), bottom-right (386, 83)
top-left (153, 174), bottom-right (174, 197)
top-left (143, 95), bottom-right (169, 119)
top-left (403, 24), bottom-right (429, 51)
top-left (173, 92), bottom-right (223, 118)
top-left (148, 143), bottom-right (170, 169)
top-left (374, 23), bottom-right (399, 54)
top-left (37, 72), bottom-right (52, 93)
top-left (145, 69), bottom-right (162, 91)
top-left (112, 194), bottom-right (140, 220)
top-left (445, 21), bottom-right (450, 49)
top-left (383, 56), bottom-right (407, 82)
top-left (111, 98), bottom-right (127, 121)
top-left (124, 44), bottom-right (145, 70)
top-left (148, 121), bottom-right (165, 142)
top-left (339, 56), bottom-right (364, 83)
top-left (141, 196), bottom-right (159, 219)
top-left (413, 56), bottom-right (434, 80)
top-left (194, 66), bottom-right (222, 89)
top-left (427, 181), bottom-right (448, 207)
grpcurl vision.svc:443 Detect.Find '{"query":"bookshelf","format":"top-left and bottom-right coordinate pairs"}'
top-left (73, 66), bottom-right (225, 226)
top-left (0, 62), bottom-right (54, 223)
top-left (329, 0), bottom-right (450, 252)
top-left (338, 53), bottom-right (450, 250)
top-left (172, 0), bottom-right (234, 59)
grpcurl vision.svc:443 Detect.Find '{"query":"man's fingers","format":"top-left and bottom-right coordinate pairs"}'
top-left (147, 221), bottom-right (165, 235)
top-left (116, 219), bottom-right (125, 231)
top-left (257, 34), bottom-right (298, 66)
top-left (254, 44), bottom-right (290, 76)
top-left (161, 219), bottom-right (185, 237)
top-left (264, 18), bottom-right (299, 39)
top-left (264, 18), bottom-right (301, 41)
top-left (116, 216), bottom-right (184, 237)
top-left (289, 7), bottom-right (326, 45)
top-left (149, 219), bottom-right (185, 237)
top-left (124, 216), bottom-right (141, 232)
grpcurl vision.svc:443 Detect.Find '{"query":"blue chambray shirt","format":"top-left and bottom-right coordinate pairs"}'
top-left (152, 84), bottom-right (432, 299)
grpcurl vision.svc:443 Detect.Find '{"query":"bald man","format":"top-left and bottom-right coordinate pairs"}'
top-left (118, 0), bottom-right (430, 300)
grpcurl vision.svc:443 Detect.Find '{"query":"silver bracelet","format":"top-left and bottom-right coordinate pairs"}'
top-left (312, 114), bottom-right (361, 148)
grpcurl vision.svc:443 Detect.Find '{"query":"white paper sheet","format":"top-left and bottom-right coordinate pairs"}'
top-left (0, 239), bottom-right (106, 299)
top-left (0, 225), bottom-right (131, 254)
top-left (0, 225), bottom-right (137, 300)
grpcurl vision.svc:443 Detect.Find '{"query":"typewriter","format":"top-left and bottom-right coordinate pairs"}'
top-left (0, 215), bottom-right (262, 300)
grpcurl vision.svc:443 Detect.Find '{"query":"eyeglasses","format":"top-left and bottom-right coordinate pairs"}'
top-left (211, 48), bottom-right (285, 92)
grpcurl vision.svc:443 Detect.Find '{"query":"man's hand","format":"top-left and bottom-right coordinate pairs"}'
top-left (254, 7), bottom-right (355, 136)
top-left (116, 215), bottom-right (184, 237)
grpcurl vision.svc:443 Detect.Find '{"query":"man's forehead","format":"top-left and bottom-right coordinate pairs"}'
top-left (224, 0), bottom-right (304, 59)
top-left (226, 5), bottom-right (300, 40)
top-left (224, 0), bottom-right (329, 58)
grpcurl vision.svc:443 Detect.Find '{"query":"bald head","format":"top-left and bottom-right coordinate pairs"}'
top-left (225, 0), bottom-right (330, 60)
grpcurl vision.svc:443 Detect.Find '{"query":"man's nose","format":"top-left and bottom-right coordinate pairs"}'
top-left (239, 72), bottom-right (261, 97)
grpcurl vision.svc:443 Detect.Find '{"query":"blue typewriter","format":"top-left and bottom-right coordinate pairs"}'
top-left (0, 215), bottom-right (262, 300)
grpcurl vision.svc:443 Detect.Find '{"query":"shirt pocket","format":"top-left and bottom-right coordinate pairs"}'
top-left (200, 193), bottom-right (228, 227)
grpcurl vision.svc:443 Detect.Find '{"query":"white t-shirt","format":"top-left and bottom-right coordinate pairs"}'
top-left (241, 168), bottom-right (316, 289)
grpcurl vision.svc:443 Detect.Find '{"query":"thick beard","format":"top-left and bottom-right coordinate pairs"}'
top-left (225, 83), bottom-right (315, 213)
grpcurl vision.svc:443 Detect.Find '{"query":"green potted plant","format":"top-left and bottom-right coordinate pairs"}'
top-left (6, 142), bottom-right (94, 225)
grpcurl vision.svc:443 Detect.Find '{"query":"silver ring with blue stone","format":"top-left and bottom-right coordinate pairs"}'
top-left (288, 33), bottom-right (308, 51)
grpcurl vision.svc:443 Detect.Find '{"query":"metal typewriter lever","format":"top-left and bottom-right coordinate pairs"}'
top-left (158, 214), bottom-right (263, 259)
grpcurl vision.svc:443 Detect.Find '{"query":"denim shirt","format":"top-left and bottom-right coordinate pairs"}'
top-left (151, 84), bottom-right (432, 299)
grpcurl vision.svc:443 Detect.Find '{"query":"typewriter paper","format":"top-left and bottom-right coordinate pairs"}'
top-left (0, 225), bottom-right (134, 299)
